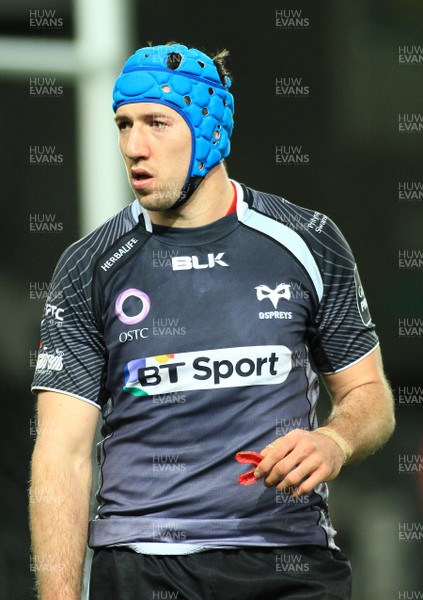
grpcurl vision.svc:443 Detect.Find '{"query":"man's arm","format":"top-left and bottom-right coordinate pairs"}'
top-left (29, 391), bottom-right (100, 600)
top-left (253, 347), bottom-right (395, 495)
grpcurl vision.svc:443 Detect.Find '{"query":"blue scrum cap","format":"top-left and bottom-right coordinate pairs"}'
top-left (112, 43), bottom-right (235, 207)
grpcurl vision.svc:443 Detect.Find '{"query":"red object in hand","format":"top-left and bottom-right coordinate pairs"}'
top-left (236, 451), bottom-right (265, 485)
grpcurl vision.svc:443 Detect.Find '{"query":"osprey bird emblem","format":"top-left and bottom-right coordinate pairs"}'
top-left (255, 283), bottom-right (291, 309)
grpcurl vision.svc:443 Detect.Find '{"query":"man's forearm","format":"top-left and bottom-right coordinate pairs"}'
top-left (30, 447), bottom-right (92, 600)
top-left (254, 351), bottom-right (395, 494)
top-left (323, 380), bottom-right (395, 464)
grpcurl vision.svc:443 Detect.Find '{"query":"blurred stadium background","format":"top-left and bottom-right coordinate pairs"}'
top-left (0, 0), bottom-right (422, 598)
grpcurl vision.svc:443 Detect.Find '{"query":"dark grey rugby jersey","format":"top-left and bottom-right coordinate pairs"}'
top-left (32, 180), bottom-right (378, 551)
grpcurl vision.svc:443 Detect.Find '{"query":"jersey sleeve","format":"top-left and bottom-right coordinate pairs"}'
top-left (305, 215), bottom-right (379, 374)
top-left (31, 241), bottom-right (107, 409)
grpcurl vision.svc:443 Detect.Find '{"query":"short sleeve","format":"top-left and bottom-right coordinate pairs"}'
top-left (31, 243), bottom-right (106, 409)
top-left (305, 217), bottom-right (379, 373)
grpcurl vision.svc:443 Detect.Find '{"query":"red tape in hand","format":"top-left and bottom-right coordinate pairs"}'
top-left (235, 451), bottom-right (264, 486)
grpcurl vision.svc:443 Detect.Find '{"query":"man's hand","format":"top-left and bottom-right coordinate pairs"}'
top-left (254, 347), bottom-right (395, 496)
top-left (253, 428), bottom-right (345, 496)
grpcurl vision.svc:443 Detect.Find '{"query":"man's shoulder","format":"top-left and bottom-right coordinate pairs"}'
top-left (241, 183), bottom-right (336, 243)
top-left (240, 183), bottom-right (357, 283)
top-left (58, 201), bottom-right (141, 271)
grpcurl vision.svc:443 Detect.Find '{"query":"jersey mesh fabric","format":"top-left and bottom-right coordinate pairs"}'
top-left (32, 182), bottom-right (378, 551)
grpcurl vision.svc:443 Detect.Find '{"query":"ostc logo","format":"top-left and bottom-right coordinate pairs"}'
top-left (115, 289), bottom-right (151, 325)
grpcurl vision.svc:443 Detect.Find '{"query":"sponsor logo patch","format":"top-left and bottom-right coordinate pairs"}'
top-left (354, 267), bottom-right (372, 326)
top-left (124, 345), bottom-right (292, 397)
top-left (115, 289), bottom-right (151, 325)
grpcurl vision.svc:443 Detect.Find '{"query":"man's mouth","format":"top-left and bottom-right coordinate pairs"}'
top-left (130, 168), bottom-right (154, 190)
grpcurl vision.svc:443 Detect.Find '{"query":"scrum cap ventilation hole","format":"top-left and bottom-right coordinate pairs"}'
top-left (167, 52), bottom-right (182, 70)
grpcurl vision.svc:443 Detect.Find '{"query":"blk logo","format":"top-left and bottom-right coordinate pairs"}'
top-left (172, 253), bottom-right (229, 271)
top-left (255, 284), bottom-right (291, 309)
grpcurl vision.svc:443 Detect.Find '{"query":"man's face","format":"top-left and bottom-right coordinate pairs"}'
top-left (115, 102), bottom-right (192, 211)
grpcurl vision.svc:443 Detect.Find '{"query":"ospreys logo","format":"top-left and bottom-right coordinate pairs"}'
top-left (123, 345), bottom-right (292, 397)
top-left (255, 284), bottom-right (291, 309)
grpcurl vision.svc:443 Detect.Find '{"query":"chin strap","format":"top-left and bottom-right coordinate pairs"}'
top-left (171, 175), bottom-right (204, 210)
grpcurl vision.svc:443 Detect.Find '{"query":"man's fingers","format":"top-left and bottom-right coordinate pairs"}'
top-left (256, 433), bottom-right (317, 481)
top-left (280, 467), bottom-right (328, 497)
top-left (255, 433), bottom-right (299, 478)
top-left (264, 452), bottom-right (322, 489)
top-left (254, 429), bottom-right (343, 493)
top-left (274, 459), bottom-right (331, 493)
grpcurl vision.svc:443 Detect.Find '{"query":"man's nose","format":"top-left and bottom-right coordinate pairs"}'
top-left (125, 125), bottom-right (150, 160)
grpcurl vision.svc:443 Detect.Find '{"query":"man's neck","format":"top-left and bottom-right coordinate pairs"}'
top-left (147, 166), bottom-right (234, 228)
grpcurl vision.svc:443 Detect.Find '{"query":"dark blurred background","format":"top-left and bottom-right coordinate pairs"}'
top-left (0, 1), bottom-right (422, 598)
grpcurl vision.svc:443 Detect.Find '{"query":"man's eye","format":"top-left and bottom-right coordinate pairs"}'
top-left (117, 121), bottom-right (130, 131)
top-left (152, 120), bottom-right (168, 129)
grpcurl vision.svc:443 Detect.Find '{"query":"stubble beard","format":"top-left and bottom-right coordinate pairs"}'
top-left (135, 181), bottom-right (183, 212)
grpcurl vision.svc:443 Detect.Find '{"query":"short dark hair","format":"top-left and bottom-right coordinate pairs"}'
top-left (151, 40), bottom-right (232, 86)
top-left (211, 48), bottom-right (231, 86)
